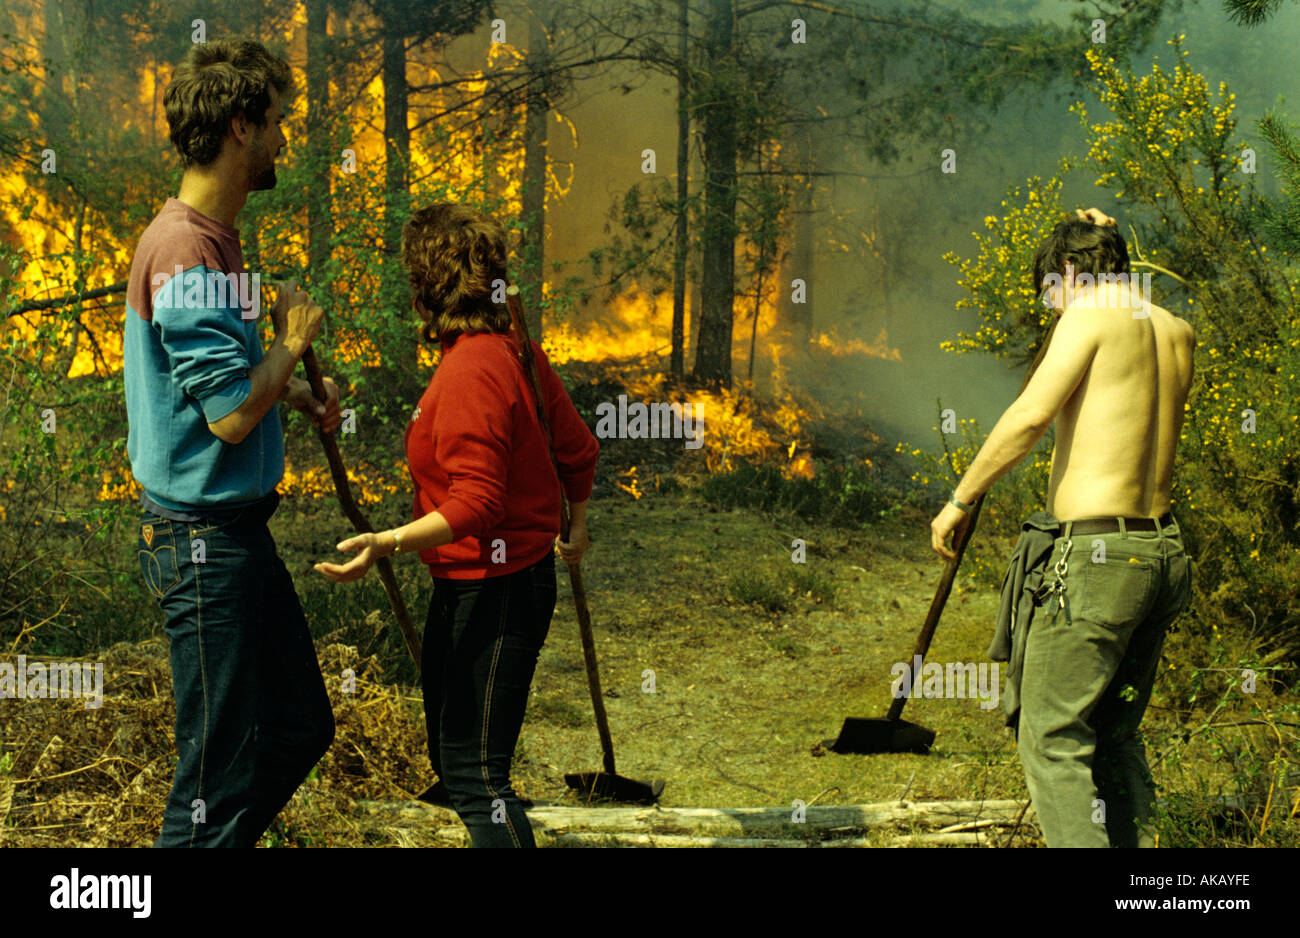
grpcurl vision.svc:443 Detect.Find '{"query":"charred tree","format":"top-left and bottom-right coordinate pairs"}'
top-left (691, 0), bottom-right (738, 389)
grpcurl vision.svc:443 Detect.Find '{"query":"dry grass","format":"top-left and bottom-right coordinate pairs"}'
top-left (1, 491), bottom-right (1291, 847)
top-left (0, 640), bottom-right (457, 847)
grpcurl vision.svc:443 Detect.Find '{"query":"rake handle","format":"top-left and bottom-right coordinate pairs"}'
top-left (300, 345), bottom-right (423, 670)
top-left (506, 290), bottom-right (618, 778)
top-left (886, 313), bottom-right (1056, 721)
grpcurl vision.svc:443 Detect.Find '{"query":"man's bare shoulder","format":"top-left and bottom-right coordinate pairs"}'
top-left (1146, 302), bottom-right (1194, 343)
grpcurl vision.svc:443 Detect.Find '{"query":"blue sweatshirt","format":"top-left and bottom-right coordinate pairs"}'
top-left (123, 198), bottom-right (284, 516)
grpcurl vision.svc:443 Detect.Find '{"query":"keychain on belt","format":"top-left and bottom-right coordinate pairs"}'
top-left (1033, 539), bottom-right (1073, 609)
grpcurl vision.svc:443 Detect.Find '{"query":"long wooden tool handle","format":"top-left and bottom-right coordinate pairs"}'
top-left (886, 314), bottom-right (1057, 720)
top-left (565, 561), bottom-right (618, 777)
top-left (507, 291), bottom-right (618, 777)
top-left (300, 346), bottom-right (423, 670)
top-left (886, 495), bottom-right (983, 722)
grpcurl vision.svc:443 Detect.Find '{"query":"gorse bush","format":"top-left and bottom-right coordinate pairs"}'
top-left (930, 36), bottom-right (1300, 666)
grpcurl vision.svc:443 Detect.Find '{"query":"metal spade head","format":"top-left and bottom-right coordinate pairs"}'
top-left (565, 771), bottom-right (665, 805)
top-left (823, 717), bottom-right (936, 755)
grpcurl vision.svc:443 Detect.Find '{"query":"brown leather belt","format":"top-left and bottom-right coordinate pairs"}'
top-left (1055, 511), bottom-right (1174, 537)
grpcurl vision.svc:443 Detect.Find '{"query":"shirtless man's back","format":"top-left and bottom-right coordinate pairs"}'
top-left (1047, 283), bottom-right (1195, 520)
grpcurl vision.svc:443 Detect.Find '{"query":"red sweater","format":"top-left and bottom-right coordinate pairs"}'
top-left (404, 331), bottom-right (599, 579)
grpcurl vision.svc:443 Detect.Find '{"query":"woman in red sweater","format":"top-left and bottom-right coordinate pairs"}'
top-left (315, 202), bottom-right (599, 847)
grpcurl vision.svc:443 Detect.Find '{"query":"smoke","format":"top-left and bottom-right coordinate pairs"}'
top-left (532, 0), bottom-right (1300, 449)
top-left (12, 0), bottom-right (1300, 453)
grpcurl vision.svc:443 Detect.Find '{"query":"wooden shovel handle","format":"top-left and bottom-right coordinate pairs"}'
top-left (886, 496), bottom-right (983, 722)
top-left (886, 314), bottom-right (1055, 720)
top-left (506, 291), bottom-right (618, 777)
top-left (300, 346), bottom-right (423, 670)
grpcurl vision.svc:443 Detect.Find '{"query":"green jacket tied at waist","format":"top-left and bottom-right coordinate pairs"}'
top-left (988, 510), bottom-right (1060, 729)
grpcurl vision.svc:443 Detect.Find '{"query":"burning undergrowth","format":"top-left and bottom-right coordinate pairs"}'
top-left (558, 354), bottom-right (919, 521)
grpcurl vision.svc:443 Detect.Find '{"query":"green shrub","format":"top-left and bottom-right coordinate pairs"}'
top-left (727, 567), bottom-right (789, 613)
top-left (701, 461), bottom-right (899, 525)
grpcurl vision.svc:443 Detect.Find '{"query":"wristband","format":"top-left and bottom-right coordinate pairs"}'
top-left (390, 529), bottom-right (402, 554)
top-left (950, 492), bottom-right (975, 513)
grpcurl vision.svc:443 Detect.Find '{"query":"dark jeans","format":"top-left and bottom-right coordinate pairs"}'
top-left (422, 552), bottom-right (557, 847)
top-left (137, 492), bottom-right (335, 847)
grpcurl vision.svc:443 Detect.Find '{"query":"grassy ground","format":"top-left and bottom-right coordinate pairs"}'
top-left (507, 495), bottom-right (1017, 811)
top-left (245, 489), bottom-right (1299, 843)
top-left (2, 485), bottom-right (1294, 847)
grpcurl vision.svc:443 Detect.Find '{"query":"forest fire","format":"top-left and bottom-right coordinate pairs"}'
top-left (543, 289), bottom-right (672, 367)
top-left (810, 326), bottom-right (902, 362)
top-left (541, 288), bottom-right (902, 482)
top-left (0, 0), bottom-right (909, 512)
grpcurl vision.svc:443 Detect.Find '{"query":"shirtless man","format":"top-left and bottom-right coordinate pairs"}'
top-left (930, 208), bottom-right (1195, 847)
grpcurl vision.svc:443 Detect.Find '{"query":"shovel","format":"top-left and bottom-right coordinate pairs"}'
top-left (506, 288), bottom-right (665, 805)
top-left (824, 489), bottom-right (985, 755)
top-left (824, 307), bottom-right (1060, 756)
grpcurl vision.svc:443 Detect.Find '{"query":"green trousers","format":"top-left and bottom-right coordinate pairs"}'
top-left (1017, 514), bottom-right (1192, 847)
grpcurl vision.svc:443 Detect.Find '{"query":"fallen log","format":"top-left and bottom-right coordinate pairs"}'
top-left (519, 800), bottom-right (1031, 838)
top-left (889, 831), bottom-right (997, 847)
top-left (357, 797), bottom-right (1034, 846)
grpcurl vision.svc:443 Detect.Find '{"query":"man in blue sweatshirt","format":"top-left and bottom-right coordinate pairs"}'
top-left (124, 38), bottom-right (340, 847)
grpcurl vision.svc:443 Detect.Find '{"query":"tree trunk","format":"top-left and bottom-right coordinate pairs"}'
top-left (778, 124), bottom-right (813, 350)
top-left (306, 0), bottom-right (332, 277)
top-left (690, 270), bottom-right (702, 364)
top-left (63, 196), bottom-right (87, 377)
top-left (670, 0), bottom-right (690, 380)
top-left (691, 0), bottom-right (737, 389)
top-left (382, 18), bottom-right (410, 258)
top-left (356, 798), bottom-right (1036, 847)
top-left (519, 10), bottom-right (549, 340)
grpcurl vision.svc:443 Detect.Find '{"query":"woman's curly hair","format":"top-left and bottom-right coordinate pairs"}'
top-left (401, 203), bottom-right (512, 345)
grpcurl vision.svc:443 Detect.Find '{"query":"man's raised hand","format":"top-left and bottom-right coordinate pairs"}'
top-left (271, 281), bottom-right (323, 354)
top-left (1076, 206), bottom-right (1118, 227)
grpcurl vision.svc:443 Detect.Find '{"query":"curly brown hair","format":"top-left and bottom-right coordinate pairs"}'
top-left (164, 39), bottom-right (292, 169)
top-left (401, 203), bottom-right (513, 345)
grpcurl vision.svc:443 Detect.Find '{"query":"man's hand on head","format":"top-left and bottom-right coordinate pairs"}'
top-left (1076, 207), bottom-right (1117, 227)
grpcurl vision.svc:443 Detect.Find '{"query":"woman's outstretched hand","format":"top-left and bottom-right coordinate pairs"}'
top-left (315, 532), bottom-right (384, 583)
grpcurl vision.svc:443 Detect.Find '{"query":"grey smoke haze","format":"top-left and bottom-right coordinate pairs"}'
top-left (448, 0), bottom-right (1300, 456)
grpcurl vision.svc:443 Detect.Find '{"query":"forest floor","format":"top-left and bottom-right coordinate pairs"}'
top-left (3, 486), bottom-right (1280, 847)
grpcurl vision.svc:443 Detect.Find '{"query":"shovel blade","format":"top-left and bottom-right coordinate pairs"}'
top-left (565, 771), bottom-right (665, 805)
top-left (823, 717), bottom-right (935, 755)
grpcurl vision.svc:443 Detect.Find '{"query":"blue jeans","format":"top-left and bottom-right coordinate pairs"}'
top-left (422, 552), bottom-right (557, 847)
top-left (138, 492), bottom-right (335, 847)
